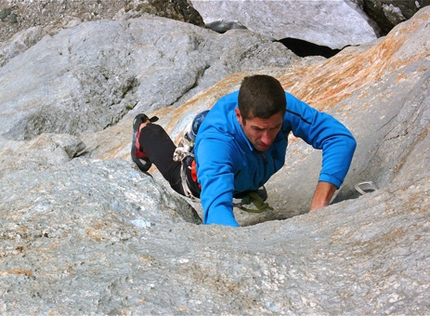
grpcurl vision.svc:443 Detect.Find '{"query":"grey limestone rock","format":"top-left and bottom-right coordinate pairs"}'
top-left (0, 16), bottom-right (297, 141)
top-left (191, 0), bottom-right (379, 49)
top-left (363, 0), bottom-right (430, 34)
top-left (0, 133), bottom-right (85, 178)
top-left (0, 0), bottom-right (204, 43)
top-left (0, 4), bottom-right (429, 315)
top-left (0, 160), bottom-right (428, 314)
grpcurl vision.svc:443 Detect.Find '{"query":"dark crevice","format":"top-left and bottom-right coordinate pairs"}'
top-left (278, 37), bottom-right (342, 58)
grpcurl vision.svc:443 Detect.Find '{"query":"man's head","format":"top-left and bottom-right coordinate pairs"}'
top-left (238, 75), bottom-right (286, 120)
top-left (236, 75), bottom-right (286, 152)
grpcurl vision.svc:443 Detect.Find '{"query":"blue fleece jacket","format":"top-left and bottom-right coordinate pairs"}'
top-left (194, 91), bottom-right (356, 227)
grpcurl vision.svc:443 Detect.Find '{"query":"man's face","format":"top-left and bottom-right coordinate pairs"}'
top-left (235, 108), bottom-right (284, 152)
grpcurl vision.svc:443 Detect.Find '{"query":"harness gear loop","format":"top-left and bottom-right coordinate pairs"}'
top-left (173, 136), bottom-right (198, 200)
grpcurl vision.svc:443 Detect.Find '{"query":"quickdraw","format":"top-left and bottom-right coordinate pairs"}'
top-left (233, 190), bottom-right (273, 213)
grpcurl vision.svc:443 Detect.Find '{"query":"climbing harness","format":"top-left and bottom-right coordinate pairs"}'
top-left (173, 111), bottom-right (209, 201)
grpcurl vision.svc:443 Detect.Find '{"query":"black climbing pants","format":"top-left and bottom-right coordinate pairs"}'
top-left (138, 123), bottom-right (186, 196)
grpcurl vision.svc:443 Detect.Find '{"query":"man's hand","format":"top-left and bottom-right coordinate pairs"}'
top-left (310, 181), bottom-right (337, 211)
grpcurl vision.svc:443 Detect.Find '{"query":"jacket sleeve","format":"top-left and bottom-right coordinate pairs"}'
top-left (285, 93), bottom-right (357, 188)
top-left (194, 134), bottom-right (240, 227)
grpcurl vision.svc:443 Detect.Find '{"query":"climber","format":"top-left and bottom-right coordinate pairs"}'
top-left (131, 74), bottom-right (356, 227)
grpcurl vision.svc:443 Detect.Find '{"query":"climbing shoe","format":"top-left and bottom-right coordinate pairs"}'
top-left (131, 113), bottom-right (158, 172)
top-left (185, 110), bottom-right (210, 143)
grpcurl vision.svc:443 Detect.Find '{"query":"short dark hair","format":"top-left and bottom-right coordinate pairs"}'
top-left (238, 75), bottom-right (286, 120)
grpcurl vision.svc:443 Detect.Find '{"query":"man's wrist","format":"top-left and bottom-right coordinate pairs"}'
top-left (310, 181), bottom-right (337, 211)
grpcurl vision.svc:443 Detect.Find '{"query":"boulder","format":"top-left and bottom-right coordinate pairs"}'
top-left (0, 0), bottom-right (204, 43)
top-left (363, 0), bottom-right (430, 34)
top-left (0, 16), bottom-right (297, 141)
top-left (190, 0), bottom-right (379, 49)
top-left (0, 133), bottom-right (85, 178)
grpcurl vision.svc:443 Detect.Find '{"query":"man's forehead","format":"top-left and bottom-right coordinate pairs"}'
top-left (247, 116), bottom-right (283, 128)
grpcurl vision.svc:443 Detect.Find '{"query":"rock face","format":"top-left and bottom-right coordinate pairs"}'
top-left (363, 0), bottom-right (430, 34)
top-left (190, 0), bottom-right (379, 49)
top-left (0, 4), bottom-right (430, 315)
top-left (0, 16), bottom-right (296, 140)
top-left (0, 0), bottom-right (204, 43)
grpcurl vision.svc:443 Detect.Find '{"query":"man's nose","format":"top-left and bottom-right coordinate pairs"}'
top-left (261, 131), bottom-right (272, 144)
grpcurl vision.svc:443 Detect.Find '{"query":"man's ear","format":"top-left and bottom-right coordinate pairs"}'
top-left (235, 107), bottom-right (242, 123)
